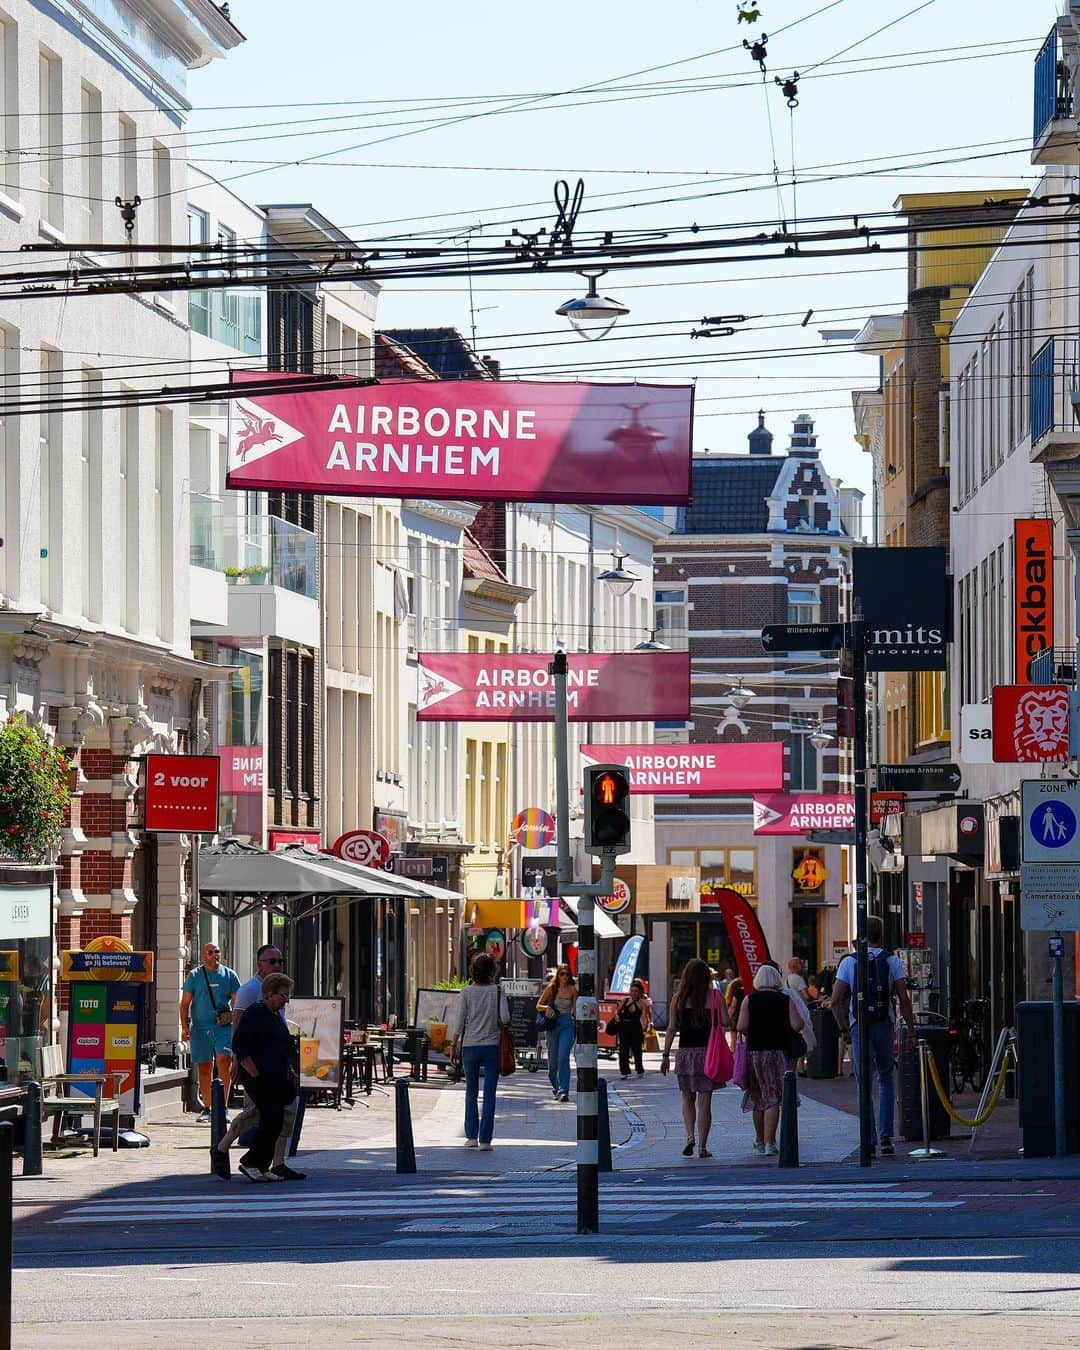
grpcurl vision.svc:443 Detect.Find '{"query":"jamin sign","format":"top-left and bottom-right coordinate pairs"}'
top-left (143, 754), bottom-right (220, 832)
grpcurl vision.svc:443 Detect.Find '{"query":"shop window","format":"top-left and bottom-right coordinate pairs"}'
top-left (0, 884), bottom-right (52, 1085)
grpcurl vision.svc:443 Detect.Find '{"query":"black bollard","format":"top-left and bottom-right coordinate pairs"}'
top-left (394, 1077), bottom-right (416, 1174)
top-left (597, 1077), bottom-right (613, 1173)
top-left (778, 1069), bottom-right (799, 1168)
top-left (0, 1119), bottom-right (12, 1350)
top-left (209, 1072), bottom-right (228, 1169)
top-left (287, 1093), bottom-right (305, 1158)
top-left (21, 1084), bottom-right (42, 1178)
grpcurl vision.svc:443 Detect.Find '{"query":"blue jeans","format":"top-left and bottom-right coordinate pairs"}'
top-left (462, 1044), bottom-right (500, 1145)
top-left (851, 1019), bottom-right (896, 1143)
top-left (547, 1013), bottom-right (575, 1096)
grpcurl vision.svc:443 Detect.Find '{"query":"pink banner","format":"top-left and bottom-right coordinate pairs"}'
top-left (224, 372), bottom-right (693, 504)
top-left (581, 742), bottom-right (783, 793)
top-left (416, 652), bottom-right (690, 722)
top-left (219, 745), bottom-right (263, 795)
top-left (752, 793), bottom-right (855, 835)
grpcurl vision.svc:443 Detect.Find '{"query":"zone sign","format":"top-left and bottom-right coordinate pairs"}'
top-left (144, 754), bottom-right (220, 833)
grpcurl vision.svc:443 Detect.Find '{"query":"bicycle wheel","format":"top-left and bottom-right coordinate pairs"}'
top-left (949, 1041), bottom-right (966, 1095)
top-left (968, 1039), bottom-right (987, 1094)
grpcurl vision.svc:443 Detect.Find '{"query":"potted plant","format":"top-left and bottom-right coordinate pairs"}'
top-left (0, 716), bottom-right (71, 862)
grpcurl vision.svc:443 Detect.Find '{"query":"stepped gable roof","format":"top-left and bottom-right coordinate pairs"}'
top-left (677, 455), bottom-right (784, 534)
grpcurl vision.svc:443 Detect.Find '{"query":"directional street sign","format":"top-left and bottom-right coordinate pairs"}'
top-left (1019, 862), bottom-right (1080, 931)
top-left (875, 763), bottom-right (962, 793)
top-left (760, 622), bottom-right (845, 653)
top-left (1021, 779), bottom-right (1080, 863)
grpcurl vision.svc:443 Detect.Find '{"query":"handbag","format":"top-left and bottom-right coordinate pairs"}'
top-left (202, 967), bottom-right (233, 1027)
top-left (644, 1027), bottom-right (660, 1054)
top-left (787, 1029), bottom-right (808, 1060)
top-left (497, 986), bottom-right (516, 1077)
top-left (604, 1018), bottom-right (619, 1036)
top-left (732, 1034), bottom-right (750, 1091)
top-left (704, 989), bottom-right (734, 1086)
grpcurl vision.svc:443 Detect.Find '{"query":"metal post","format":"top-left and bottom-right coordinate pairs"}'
top-left (21, 1083), bottom-right (42, 1178)
top-left (394, 1078), bottom-right (416, 1173)
top-left (850, 613), bottom-right (873, 1167)
top-left (909, 1039), bottom-right (944, 1159)
top-left (1052, 934), bottom-right (1066, 1158)
top-left (597, 1077), bottom-right (613, 1172)
top-left (209, 1074), bottom-right (227, 1165)
top-left (778, 1069), bottom-right (799, 1168)
top-left (0, 1120), bottom-right (11, 1350)
top-left (969, 1026), bottom-right (1011, 1152)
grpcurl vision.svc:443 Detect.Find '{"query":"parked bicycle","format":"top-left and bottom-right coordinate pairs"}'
top-left (949, 998), bottom-right (989, 1094)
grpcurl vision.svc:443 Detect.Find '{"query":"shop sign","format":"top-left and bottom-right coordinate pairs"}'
top-left (791, 849), bottom-right (828, 896)
top-left (753, 793), bottom-right (853, 835)
top-left (852, 546), bottom-right (948, 671)
top-left (268, 828), bottom-right (320, 851)
top-left (992, 685), bottom-right (1069, 763)
top-left (959, 704), bottom-right (993, 763)
top-left (609, 935), bottom-right (644, 994)
top-left (62, 937), bottom-right (151, 1114)
top-left (512, 807), bottom-right (555, 848)
top-left (332, 830), bottom-right (391, 868)
top-left (219, 745), bottom-right (263, 795)
top-left (0, 885), bottom-right (51, 940)
top-left (417, 652), bottom-right (690, 723)
top-left (870, 792), bottom-right (905, 825)
top-left (597, 878), bottom-right (631, 916)
top-left (906, 931), bottom-right (927, 949)
top-left (582, 741), bottom-right (782, 792)
top-left (225, 371), bottom-right (694, 505)
top-left (1014, 519), bottom-right (1054, 684)
top-left (143, 754), bottom-right (220, 833)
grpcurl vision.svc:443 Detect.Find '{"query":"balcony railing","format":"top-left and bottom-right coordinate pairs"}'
top-left (1034, 27), bottom-right (1073, 146)
top-left (1029, 646), bottom-right (1077, 686)
top-left (189, 288), bottom-right (263, 355)
top-left (190, 493), bottom-right (224, 570)
top-left (216, 513), bottom-right (317, 598)
top-left (1030, 337), bottom-right (1080, 447)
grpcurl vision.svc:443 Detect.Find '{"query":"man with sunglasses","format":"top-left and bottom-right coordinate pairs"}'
top-left (180, 942), bottom-right (241, 1125)
top-left (212, 945), bottom-right (305, 1181)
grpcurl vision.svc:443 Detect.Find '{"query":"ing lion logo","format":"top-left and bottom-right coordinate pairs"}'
top-left (1013, 688), bottom-right (1069, 761)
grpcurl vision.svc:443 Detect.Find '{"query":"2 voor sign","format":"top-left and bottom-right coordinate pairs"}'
top-left (143, 754), bottom-right (220, 833)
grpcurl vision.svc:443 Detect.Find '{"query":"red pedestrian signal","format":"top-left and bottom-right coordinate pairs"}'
top-left (583, 764), bottom-right (632, 856)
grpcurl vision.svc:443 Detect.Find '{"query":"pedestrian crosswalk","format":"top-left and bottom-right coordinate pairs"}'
top-left (47, 1179), bottom-right (962, 1240)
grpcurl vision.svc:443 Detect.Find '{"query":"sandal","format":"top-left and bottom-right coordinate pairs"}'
top-left (699, 1149), bottom-right (713, 1159)
top-left (682, 1138), bottom-right (695, 1156)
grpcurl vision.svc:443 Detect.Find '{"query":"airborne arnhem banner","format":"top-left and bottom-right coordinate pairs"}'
top-left (225, 371), bottom-right (694, 505)
top-left (416, 652), bottom-right (690, 722)
top-left (581, 742), bottom-right (783, 793)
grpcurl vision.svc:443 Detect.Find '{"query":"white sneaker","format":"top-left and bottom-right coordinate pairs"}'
top-left (477, 1142), bottom-right (493, 1152)
top-left (464, 1138), bottom-right (479, 1149)
top-left (765, 1143), bottom-right (779, 1156)
top-left (753, 1141), bottom-right (766, 1155)
top-left (238, 1163), bottom-right (270, 1183)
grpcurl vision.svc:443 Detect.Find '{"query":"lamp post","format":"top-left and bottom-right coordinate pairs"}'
top-left (556, 269), bottom-right (630, 341)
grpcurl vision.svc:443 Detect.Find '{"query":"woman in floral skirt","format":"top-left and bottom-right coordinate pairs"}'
top-left (736, 963), bottom-right (807, 1156)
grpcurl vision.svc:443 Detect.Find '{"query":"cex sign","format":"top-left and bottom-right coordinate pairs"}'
top-left (992, 685), bottom-right (1070, 763)
top-left (143, 754), bottom-right (220, 833)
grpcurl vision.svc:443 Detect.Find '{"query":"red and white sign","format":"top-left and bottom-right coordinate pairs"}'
top-left (1014, 518), bottom-right (1053, 684)
top-left (597, 878), bottom-right (632, 916)
top-left (752, 793), bottom-right (854, 835)
top-left (225, 372), bottom-right (693, 505)
top-left (219, 745), bottom-right (263, 795)
top-left (906, 931), bottom-right (927, 949)
top-left (581, 741), bottom-right (782, 792)
top-left (143, 754), bottom-right (219, 833)
top-left (331, 830), bottom-right (392, 867)
top-left (992, 684), bottom-right (1070, 762)
top-left (417, 652), bottom-right (690, 723)
top-left (705, 887), bottom-right (772, 988)
top-left (870, 791), bottom-right (906, 825)
top-left (269, 829), bottom-right (320, 851)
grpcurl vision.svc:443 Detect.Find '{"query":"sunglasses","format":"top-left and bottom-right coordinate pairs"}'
top-left (262, 957), bottom-right (283, 965)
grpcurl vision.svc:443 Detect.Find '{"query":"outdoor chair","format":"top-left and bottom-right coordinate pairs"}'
top-left (38, 1043), bottom-right (123, 1157)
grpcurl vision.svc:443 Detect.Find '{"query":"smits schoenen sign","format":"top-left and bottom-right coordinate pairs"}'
top-left (852, 546), bottom-right (948, 672)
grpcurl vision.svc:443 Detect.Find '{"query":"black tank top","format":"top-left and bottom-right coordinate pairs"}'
top-left (746, 990), bottom-right (790, 1052)
top-left (675, 1006), bottom-right (710, 1049)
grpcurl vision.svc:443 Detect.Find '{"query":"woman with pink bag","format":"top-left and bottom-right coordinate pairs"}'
top-left (660, 958), bottom-right (728, 1159)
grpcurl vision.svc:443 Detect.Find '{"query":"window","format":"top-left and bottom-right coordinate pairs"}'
top-left (152, 143), bottom-right (171, 263)
top-left (155, 408), bottom-right (173, 641)
top-left (81, 370), bottom-right (102, 621)
top-left (38, 48), bottom-right (61, 229)
top-left (80, 83), bottom-right (102, 243)
top-left (654, 586), bottom-right (688, 650)
top-left (38, 347), bottom-right (61, 607)
top-left (0, 13), bottom-right (19, 197)
top-left (118, 116), bottom-right (137, 240)
top-left (187, 207), bottom-right (210, 334)
top-left (788, 586), bottom-right (819, 624)
top-left (267, 647), bottom-right (282, 797)
top-left (667, 846), bottom-right (758, 900)
top-left (789, 711), bottom-right (821, 791)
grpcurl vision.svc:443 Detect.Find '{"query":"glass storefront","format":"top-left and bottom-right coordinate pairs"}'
top-left (0, 884), bottom-right (53, 1085)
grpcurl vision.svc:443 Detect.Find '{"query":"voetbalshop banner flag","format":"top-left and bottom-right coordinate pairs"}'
top-left (416, 652), bottom-right (691, 722)
top-left (703, 886), bottom-right (772, 988)
top-left (225, 372), bottom-right (694, 505)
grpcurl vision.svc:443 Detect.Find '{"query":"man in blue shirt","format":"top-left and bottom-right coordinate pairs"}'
top-left (831, 916), bottom-right (913, 1156)
top-left (180, 942), bottom-right (241, 1123)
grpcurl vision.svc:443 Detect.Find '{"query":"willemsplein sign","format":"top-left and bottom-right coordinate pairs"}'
top-left (852, 546), bottom-right (948, 671)
top-left (225, 371), bottom-right (694, 505)
top-left (580, 742), bottom-right (783, 793)
top-left (1014, 519), bottom-right (1054, 684)
top-left (416, 652), bottom-right (691, 722)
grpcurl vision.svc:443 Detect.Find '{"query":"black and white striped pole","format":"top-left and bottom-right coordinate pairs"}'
top-left (551, 650), bottom-right (626, 1235)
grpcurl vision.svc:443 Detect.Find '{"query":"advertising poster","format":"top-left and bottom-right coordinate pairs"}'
top-left (66, 982), bottom-right (145, 1115)
top-left (414, 987), bottom-right (462, 1065)
top-left (289, 996), bottom-right (344, 1090)
top-left (502, 978), bottom-right (543, 1050)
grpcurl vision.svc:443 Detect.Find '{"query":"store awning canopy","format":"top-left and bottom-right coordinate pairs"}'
top-left (559, 898), bottom-right (624, 939)
top-left (287, 846), bottom-right (465, 903)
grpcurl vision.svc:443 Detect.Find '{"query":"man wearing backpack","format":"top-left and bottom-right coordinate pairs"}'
top-left (831, 916), bottom-right (913, 1156)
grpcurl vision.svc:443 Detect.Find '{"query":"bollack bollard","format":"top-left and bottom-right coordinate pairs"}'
top-left (287, 1092), bottom-right (306, 1158)
top-left (209, 1072), bottom-right (228, 1171)
top-left (394, 1077), bottom-right (416, 1174)
top-left (21, 1083), bottom-right (42, 1179)
top-left (0, 1119), bottom-right (13, 1350)
top-left (597, 1077), bottom-right (613, 1173)
top-left (778, 1069), bottom-right (799, 1168)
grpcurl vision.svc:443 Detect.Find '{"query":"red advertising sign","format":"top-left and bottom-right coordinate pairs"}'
top-left (268, 829), bottom-right (320, 851)
top-left (219, 745), bottom-right (263, 795)
top-left (417, 652), bottom-right (690, 722)
top-left (705, 886), bottom-right (772, 989)
top-left (581, 742), bottom-right (782, 793)
top-left (991, 684), bottom-right (1070, 762)
top-left (870, 791), bottom-right (906, 825)
top-left (331, 830), bottom-right (391, 868)
top-left (1014, 518), bottom-right (1053, 684)
top-left (906, 931), bottom-right (927, 949)
top-left (143, 754), bottom-right (220, 833)
top-left (225, 372), bottom-right (693, 505)
top-left (752, 793), bottom-right (854, 835)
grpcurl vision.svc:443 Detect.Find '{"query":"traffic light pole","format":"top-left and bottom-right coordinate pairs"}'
top-left (850, 614), bottom-right (873, 1168)
top-left (551, 649), bottom-right (616, 1235)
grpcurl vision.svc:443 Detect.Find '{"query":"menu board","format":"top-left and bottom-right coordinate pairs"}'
top-left (290, 997), bottom-right (344, 1090)
top-left (502, 978), bottom-right (543, 1049)
top-left (415, 987), bottom-right (461, 1064)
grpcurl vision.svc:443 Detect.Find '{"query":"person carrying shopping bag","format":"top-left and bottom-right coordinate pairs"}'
top-left (537, 963), bottom-right (577, 1101)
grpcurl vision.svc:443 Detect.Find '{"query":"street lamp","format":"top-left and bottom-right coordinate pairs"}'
top-left (597, 552), bottom-right (638, 597)
top-left (724, 680), bottom-right (754, 709)
top-left (809, 722), bottom-right (832, 751)
top-left (555, 268), bottom-right (630, 341)
top-left (635, 629), bottom-right (670, 651)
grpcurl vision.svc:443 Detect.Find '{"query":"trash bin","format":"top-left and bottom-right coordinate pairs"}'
top-left (898, 1023), bottom-right (952, 1141)
top-left (1016, 1000), bottom-right (1080, 1158)
top-left (807, 1006), bottom-right (839, 1078)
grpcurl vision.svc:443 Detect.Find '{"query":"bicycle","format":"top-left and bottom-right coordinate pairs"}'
top-left (949, 998), bottom-right (989, 1094)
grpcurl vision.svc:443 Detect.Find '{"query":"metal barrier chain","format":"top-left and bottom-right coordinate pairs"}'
top-left (925, 1046), bottom-right (1015, 1128)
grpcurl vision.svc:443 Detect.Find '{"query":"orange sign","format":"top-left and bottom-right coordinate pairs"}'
top-left (1014, 519), bottom-right (1053, 684)
top-left (791, 853), bottom-right (828, 892)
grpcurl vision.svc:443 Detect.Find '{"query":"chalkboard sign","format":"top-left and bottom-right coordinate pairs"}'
top-left (502, 977), bottom-right (543, 1049)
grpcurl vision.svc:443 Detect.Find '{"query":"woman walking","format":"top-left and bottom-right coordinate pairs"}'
top-left (448, 952), bottom-right (511, 1151)
top-left (613, 978), bottom-right (651, 1079)
top-left (537, 963), bottom-right (577, 1101)
top-left (660, 958), bottom-right (719, 1159)
top-left (736, 963), bottom-right (808, 1156)
top-left (229, 973), bottom-right (297, 1183)
top-left (724, 976), bottom-right (745, 1051)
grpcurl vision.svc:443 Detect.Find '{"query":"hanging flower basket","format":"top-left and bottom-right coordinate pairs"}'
top-left (0, 716), bottom-right (71, 862)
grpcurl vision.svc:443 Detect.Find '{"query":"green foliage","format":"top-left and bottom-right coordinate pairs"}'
top-left (433, 977), bottom-right (468, 990)
top-left (0, 716), bottom-right (71, 862)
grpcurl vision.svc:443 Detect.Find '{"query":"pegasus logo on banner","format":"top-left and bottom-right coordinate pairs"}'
top-left (417, 665), bottom-right (463, 712)
top-left (1012, 687), bottom-right (1069, 761)
top-left (228, 398), bottom-right (305, 471)
top-left (235, 403), bottom-right (283, 461)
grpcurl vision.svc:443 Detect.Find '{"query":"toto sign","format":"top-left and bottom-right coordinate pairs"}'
top-left (225, 372), bottom-right (693, 506)
top-left (331, 830), bottom-right (391, 867)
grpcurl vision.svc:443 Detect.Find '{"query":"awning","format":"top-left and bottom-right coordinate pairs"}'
top-left (559, 898), bottom-right (624, 939)
top-left (290, 845), bottom-right (465, 903)
top-left (902, 802), bottom-right (984, 865)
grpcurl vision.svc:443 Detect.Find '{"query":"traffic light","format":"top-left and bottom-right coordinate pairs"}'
top-left (583, 763), bottom-right (632, 856)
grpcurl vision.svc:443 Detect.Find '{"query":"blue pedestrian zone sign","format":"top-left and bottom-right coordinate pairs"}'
top-left (1021, 781), bottom-right (1080, 864)
top-left (1032, 800), bottom-right (1076, 848)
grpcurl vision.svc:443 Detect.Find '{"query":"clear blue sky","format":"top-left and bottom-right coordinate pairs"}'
top-left (189, 0), bottom-right (1057, 500)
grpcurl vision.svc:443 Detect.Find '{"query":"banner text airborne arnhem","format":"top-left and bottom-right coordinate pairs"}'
top-left (323, 402), bottom-right (538, 479)
top-left (474, 665), bottom-right (599, 710)
top-left (621, 751), bottom-right (719, 789)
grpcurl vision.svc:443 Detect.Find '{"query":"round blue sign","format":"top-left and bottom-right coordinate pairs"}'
top-left (1030, 800), bottom-right (1077, 849)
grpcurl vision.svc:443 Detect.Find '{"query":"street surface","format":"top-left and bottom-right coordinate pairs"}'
top-left (10, 1057), bottom-right (1080, 1346)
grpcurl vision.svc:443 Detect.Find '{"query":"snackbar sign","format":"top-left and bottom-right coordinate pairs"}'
top-left (1014, 519), bottom-right (1053, 684)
